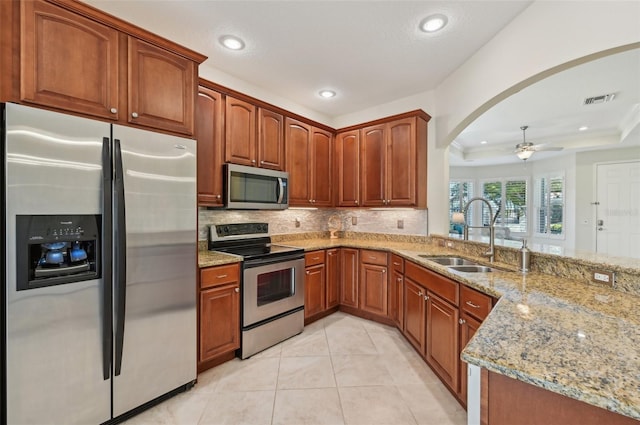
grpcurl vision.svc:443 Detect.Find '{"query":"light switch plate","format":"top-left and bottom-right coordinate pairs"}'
top-left (351, 216), bottom-right (357, 225)
top-left (397, 219), bottom-right (404, 229)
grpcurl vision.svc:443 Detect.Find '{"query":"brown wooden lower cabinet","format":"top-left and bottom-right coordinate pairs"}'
top-left (426, 292), bottom-right (459, 391)
top-left (198, 263), bottom-right (240, 371)
top-left (388, 254), bottom-right (404, 330)
top-left (326, 248), bottom-right (340, 309)
top-left (304, 250), bottom-right (326, 320)
top-left (403, 277), bottom-right (426, 352)
top-left (359, 250), bottom-right (388, 317)
top-left (484, 371), bottom-right (638, 425)
top-left (339, 248), bottom-right (359, 307)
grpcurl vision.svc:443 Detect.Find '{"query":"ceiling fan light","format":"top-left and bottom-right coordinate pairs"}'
top-left (517, 150), bottom-right (534, 160)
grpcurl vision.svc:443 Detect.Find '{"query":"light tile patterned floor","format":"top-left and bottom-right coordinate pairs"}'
top-left (123, 312), bottom-right (467, 425)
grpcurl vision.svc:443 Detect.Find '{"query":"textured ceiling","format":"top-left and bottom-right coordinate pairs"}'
top-left (83, 0), bottom-right (531, 118)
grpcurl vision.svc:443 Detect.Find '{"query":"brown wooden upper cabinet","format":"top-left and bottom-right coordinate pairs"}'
top-left (285, 118), bottom-right (333, 207)
top-left (225, 96), bottom-right (256, 165)
top-left (360, 116), bottom-right (428, 208)
top-left (15, 0), bottom-right (204, 136)
top-left (196, 86), bottom-right (224, 206)
top-left (224, 97), bottom-right (284, 170)
top-left (335, 129), bottom-right (360, 207)
top-left (258, 108), bottom-right (285, 170)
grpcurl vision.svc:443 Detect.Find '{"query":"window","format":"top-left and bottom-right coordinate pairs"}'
top-left (449, 181), bottom-right (474, 235)
top-left (535, 174), bottom-right (564, 237)
top-left (481, 178), bottom-right (528, 237)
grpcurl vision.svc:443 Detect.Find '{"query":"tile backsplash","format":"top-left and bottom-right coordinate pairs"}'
top-left (198, 208), bottom-right (428, 240)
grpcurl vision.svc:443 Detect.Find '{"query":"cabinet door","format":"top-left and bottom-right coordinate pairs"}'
top-left (458, 312), bottom-right (482, 406)
top-left (403, 277), bottom-right (425, 353)
top-left (305, 264), bottom-right (326, 319)
top-left (21, 1), bottom-right (119, 120)
top-left (359, 263), bottom-right (388, 316)
top-left (326, 248), bottom-right (340, 309)
top-left (258, 108), bottom-right (284, 170)
top-left (196, 87), bottom-right (224, 206)
top-left (389, 268), bottom-right (404, 329)
top-left (128, 37), bottom-right (196, 135)
top-left (387, 117), bottom-right (416, 206)
top-left (426, 292), bottom-right (459, 391)
top-left (335, 130), bottom-right (360, 207)
top-left (199, 283), bottom-right (240, 362)
top-left (339, 248), bottom-right (359, 308)
top-left (360, 124), bottom-right (386, 206)
top-left (225, 96), bottom-right (256, 166)
top-left (312, 127), bottom-right (333, 206)
top-left (285, 118), bottom-right (312, 206)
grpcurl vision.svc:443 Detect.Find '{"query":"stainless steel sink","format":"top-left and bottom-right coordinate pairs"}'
top-left (448, 265), bottom-right (494, 273)
top-left (418, 256), bottom-right (477, 266)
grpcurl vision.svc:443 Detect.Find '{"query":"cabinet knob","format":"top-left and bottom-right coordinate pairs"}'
top-left (251, 159), bottom-right (256, 164)
top-left (110, 107), bottom-right (117, 114)
top-left (382, 269), bottom-right (386, 273)
top-left (459, 318), bottom-right (466, 325)
top-left (131, 112), bottom-right (139, 118)
top-left (306, 270), bottom-right (310, 274)
top-left (397, 277), bottom-right (402, 282)
top-left (216, 195), bottom-right (221, 199)
top-left (260, 160), bottom-right (264, 164)
top-left (355, 200), bottom-right (359, 205)
top-left (235, 287), bottom-right (240, 293)
top-left (418, 291), bottom-right (423, 297)
top-left (424, 295), bottom-right (429, 301)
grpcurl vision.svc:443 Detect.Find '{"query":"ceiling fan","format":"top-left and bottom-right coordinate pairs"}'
top-left (514, 125), bottom-right (563, 161)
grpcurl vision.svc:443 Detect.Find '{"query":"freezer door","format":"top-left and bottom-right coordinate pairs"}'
top-left (111, 125), bottom-right (197, 416)
top-left (4, 103), bottom-right (111, 424)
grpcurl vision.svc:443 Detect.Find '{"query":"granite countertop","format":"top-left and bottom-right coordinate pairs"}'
top-left (218, 237), bottom-right (639, 420)
top-left (198, 250), bottom-right (242, 267)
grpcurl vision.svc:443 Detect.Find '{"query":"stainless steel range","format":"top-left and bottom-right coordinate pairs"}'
top-left (208, 223), bottom-right (305, 359)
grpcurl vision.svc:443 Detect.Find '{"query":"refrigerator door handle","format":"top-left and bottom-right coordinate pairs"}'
top-left (113, 138), bottom-right (127, 376)
top-left (102, 137), bottom-right (113, 381)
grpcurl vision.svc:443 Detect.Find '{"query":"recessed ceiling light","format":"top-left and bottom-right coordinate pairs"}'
top-left (419, 14), bottom-right (448, 33)
top-left (219, 35), bottom-right (245, 50)
top-left (319, 90), bottom-right (336, 99)
top-left (480, 140), bottom-right (488, 145)
top-left (578, 126), bottom-right (589, 131)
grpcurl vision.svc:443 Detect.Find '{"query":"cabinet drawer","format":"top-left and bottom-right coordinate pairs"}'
top-left (460, 285), bottom-right (492, 321)
top-left (361, 249), bottom-right (388, 266)
top-left (200, 263), bottom-right (240, 289)
top-left (305, 250), bottom-right (326, 266)
top-left (405, 261), bottom-right (458, 306)
top-left (390, 254), bottom-right (404, 273)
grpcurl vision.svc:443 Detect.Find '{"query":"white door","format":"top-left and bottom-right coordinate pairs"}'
top-left (595, 161), bottom-right (640, 258)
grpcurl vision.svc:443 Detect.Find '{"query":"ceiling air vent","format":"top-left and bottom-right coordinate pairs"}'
top-left (584, 93), bottom-right (616, 105)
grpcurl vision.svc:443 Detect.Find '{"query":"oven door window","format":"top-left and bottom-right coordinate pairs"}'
top-left (256, 268), bottom-right (294, 306)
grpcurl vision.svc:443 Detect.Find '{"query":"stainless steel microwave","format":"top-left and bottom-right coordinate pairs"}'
top-left (224, 163), bottom-right (289, 209)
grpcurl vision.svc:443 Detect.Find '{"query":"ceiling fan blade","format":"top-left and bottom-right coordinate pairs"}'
top-left (532, 144), bottom-right (563, 152)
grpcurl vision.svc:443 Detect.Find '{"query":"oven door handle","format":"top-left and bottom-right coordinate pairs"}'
top-left (276, 177), bottom-right (285, 204)
top-left (243, 254), bottom-right (304, 268)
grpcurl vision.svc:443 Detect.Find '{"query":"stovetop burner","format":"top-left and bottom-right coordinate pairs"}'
top-left (208, 223), bottom-right (303, 261)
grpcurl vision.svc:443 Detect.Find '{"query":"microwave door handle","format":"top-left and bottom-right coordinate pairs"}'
top-left (277, 178), bottom-right (284, 204)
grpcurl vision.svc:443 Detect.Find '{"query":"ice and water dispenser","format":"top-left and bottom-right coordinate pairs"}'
top-left (16, 215), bottom-right (101, 290)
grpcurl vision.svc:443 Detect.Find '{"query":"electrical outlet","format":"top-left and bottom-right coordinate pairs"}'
top-left (351, 216), bottom-right (357, 225)
top-left (592, 270), bottom-right (615, 287)
top-left (294, 218), bottom-right (300, 228)
top-left (397, 219), bottom-right (404, 229)
top-left (447, 241), bottom-right (454, 248)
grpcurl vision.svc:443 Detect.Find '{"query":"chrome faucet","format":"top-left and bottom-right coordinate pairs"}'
top-left (461, 197), bottom-right (500, 262)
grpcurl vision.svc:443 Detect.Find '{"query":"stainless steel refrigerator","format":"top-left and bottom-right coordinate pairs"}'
top-left (1, 103), bottom-right (197, 424)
